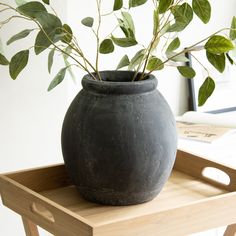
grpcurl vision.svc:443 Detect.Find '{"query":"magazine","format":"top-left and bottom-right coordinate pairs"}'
top-left (176, 111), bottom-right (236, 143)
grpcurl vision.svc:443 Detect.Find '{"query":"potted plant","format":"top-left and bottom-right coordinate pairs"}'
top-left (0, 0), bottom-right (235, 205)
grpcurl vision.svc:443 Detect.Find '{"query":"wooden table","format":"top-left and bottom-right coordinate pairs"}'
top-left (1, 149), bottom-right (236, 236)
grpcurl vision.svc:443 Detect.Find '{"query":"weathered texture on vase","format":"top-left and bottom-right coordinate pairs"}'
top-left (61, 71), bottom-right (177, 205)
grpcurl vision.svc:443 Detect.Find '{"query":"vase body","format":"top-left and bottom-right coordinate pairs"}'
top-left (61, 71), bottom-right (177, 205)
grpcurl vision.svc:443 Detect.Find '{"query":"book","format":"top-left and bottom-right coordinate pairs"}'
top-left (176, 111), bottom-right (236, 143)
top-left (176, 121), bottom-right (232, 143)
top-left (176, 111), bottom-right (236, 128)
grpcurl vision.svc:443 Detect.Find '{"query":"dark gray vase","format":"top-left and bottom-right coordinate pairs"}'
top-left (61, 71), bottom-right (177, 205)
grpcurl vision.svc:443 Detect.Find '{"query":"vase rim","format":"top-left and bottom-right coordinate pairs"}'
top-left (82, 70), bottom-right (157, 95)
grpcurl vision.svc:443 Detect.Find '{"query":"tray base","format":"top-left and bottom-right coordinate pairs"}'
top-left (1, 150), bottom-right (236, 236)
top-left (40, 169), bottom-right (226, 226)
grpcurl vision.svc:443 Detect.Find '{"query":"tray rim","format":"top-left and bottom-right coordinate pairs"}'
top-left (1, 149), bottom-right (236, 235)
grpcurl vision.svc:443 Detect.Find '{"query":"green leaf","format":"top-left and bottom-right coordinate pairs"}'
top-left (17, 1), bottom-right (47, 18)
top-left (48, 67), bottom-right (67, 91)
top-left (81, 17), bottom-right (94, 27)
top-left (42, 0), bottom-right (49, 4)
top-left (118, 19), bottom-right (129, 37)
top-left (35, 29), bottom-right (60, 55)
top-left (128, 49), bottom-right (145, 70)
top-left (118, 20), bottom-right (135, 39)
top-left (15, 0), bottom-right (28, 6)
top-left (64, 58), bottom-right (76, 82)
top-left (147, 57), bottom-right (164, 71)
top-left (118, 12), bottom-right (136, 39)
top-left (121, 12), bottom-right (135, 37)
top-left (0, 53), bottom-right (9, 65)
top-left (36, 12), bottom-right (62, 30)
top-left (129, 0), bottom-right (148, 8)
top-left (61, 24), bottom-right (73, 44)
top-left (192, 0), bottom-right (211, 24)
top-left (230, 16), bottom-right (236, 40)
top-left (166, 37), bottom-right (180, 52)
top-left (205, 35), bottom-right (234, 54)
top-left (159, 0), bottom-right (173, 14)
top-left (168, 3), bottom-right (193, 32)
top-left (34, 12), bottom-right (62, 54)
top-left (206, 51), bottom-right (225, 73)
top-left (166, 51), bottom-right (189, 62)
top-left (113, 0), bottom-right (123, 11)
top-left (48, 47), bottom-right (55, 73)
top-left (226, 53), bottom-right (234, 65)
top-left (198, 76), bottom-right (215, 106)
top-left (62, 47), bottom-right (75, 82)
top-left (63, 46), bottom-right (72, 60)
top-left (99, 39), bottom-right (115, 54)
top-left (153, 9), bottom-right (159, 35)
top-left (7, 29), bottom-right (33, 45)
top-left (160, 22), bottom-right (170, 35)
top-left (35, 30), bottom-right (57, 55)
top-left (117, 55), bottom-right (130, 69)
top-left (177, 66), bottom-right (196, 78)
top-left (9, 50), bottom-right (29, 80)
top-left (111, 36), bottom-right (137, 47)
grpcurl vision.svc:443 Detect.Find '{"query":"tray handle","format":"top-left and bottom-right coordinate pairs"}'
top-left (0, 175), bottom-right (93, 236)
top-left (30, 202), bottom-right (55, 223)
top-left (175, 149), bottom-right (236, 191)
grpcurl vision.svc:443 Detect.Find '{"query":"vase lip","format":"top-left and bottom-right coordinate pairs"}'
top-left (82, 70), bottom-right (157, 95)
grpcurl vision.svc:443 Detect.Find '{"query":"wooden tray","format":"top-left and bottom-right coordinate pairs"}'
top-left (1, 149), bottom-right (236, 236)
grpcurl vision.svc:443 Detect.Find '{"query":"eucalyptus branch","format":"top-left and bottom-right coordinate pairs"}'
top-left (2, 2), bottom-right (97, 79)
top-left (49, 5), bottom-right (57, 16)
top-left (145, 27), bottom-right (233, 77)
top-left (190, 52), bottom-right (210, 76)
top-left (67, 42), bottom-right (95, 72)
top-left (101, 11), bottom-right (114, 17)
top-left (161, 33), bottom-right (172, 54)
top-left (30, 44), bottom-right (69, 56)
top-left (0, 7), bottom-right (11, 13)
top-left (140, 42), bottom-right (155, 78)
top-left (34, 21), bottom-right (91, 74)
top-left (70, 42), bottom-right (88, 69)
top-left (95, 0), bottom-right (102, 81)
top-left (140, 8), bottom-right (173, 79)
top-left (0, 15), bottom-right (29, 25)
top-left (66, 63), bottom-right (86, 71)
top-left (62, 29), bottom-right (97, 73)
top-left (104, 24), bottom-right (119, 39)
top-left (0, 3), bottom-right (14, 8)
top-left (132, 53), bottom-right (147, 81)
top-left (32, 20), bottom-right (97, 78)
top-left (0, 0), bottom-right (235, 96)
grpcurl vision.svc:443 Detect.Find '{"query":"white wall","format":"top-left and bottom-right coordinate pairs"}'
top-left (0, 1), bottom-right (235, 235)
top-left (0, 1), bottom-right (69, 235)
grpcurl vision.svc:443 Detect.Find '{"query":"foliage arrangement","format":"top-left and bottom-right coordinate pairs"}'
top-left (0, 0), bottom-right (235, 105)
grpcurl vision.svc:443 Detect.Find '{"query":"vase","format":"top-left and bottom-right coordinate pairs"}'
top-left (61, 71), bottom-right (177, 205)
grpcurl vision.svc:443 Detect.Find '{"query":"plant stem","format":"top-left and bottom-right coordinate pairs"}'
top-left (69, 41), bottom-right (97, 72)
top-left (1, 2), bottom-right (97, 80)
top-left (139, 7), bottom-right (174, 80)
top-left (0, 15), bottom-right (28, 26)
top-left (0, 7), bottom-right (11, 13)
top-left (145, 27), bottom-right (232, 78)
top-left (101, 11), bottom-right (114, 17)
top-left (95, 0), bottom-right (102, 81)
top-left (34, 24), bottom-right (90, 73)
top-left (190, 52), bottom-right (209, 76)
